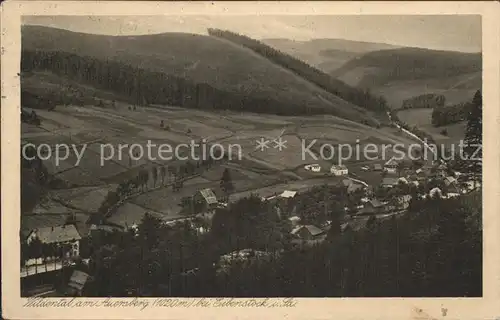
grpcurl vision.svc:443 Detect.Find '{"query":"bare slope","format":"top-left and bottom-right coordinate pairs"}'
top-left (22, 25), bottom-right (376, 125)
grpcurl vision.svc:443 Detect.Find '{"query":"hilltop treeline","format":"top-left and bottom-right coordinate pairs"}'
top-left (401, 93), bottom-right (446, 110)
top-left (432, 101), bottom-right (471, 127)
top-left (207, 28), bottom-right (389, 112)
top-left (21, 50), bottom-right (376, 124)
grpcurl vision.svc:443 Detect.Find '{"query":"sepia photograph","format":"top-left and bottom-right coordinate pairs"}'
top-left (2, 1), bottom-right (500, 319)
top-left (18, 13), bottom-right (484, 298)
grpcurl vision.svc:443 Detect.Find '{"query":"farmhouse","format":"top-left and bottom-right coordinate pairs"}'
top-left (194, 188), bottom-right (218, 210)
top-left (384, 157), bottom-right (399, 173)
top-left (347, 182), bottom-right (364, 194)
top-left (291, 225), bottom-right (325, 240)
top-left (279, 190), bottom-right (297, 199)
top-left (382, 177), bottom-right (399, 188)
top-left (359, 199), bottom-right (385, 215)
top-left (444, 176), bottom-right (457, 187)
top-left (330, 164), bottom-right (348, 176)
top-left (304, 164), bottom-right (321, 172)
top-left (26, 224), bottom-right (82, 259)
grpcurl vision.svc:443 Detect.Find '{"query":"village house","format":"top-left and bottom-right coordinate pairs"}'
top-left (384, 157), bottom-right (399, 174)
top-left (398, 177), bottom-right (409, 184)
top-left (305, 164), bottom-right (321, 172)
top-left (432, 163), bottom-right (448, 178)
top-left (444, 176), bottom-right (457, 187)
top-left (359, 199), bottom-right (385, 215)
top-left (342, 179), bottom-right (363, 193)
top-left (330, 164), bottom-right (348, 176)
top-left (193, 188), bottom-right (219, 212)
top-left (25, 224), bottom-right (82, 260)
top-left (279, 190), bottom-right (297, 199)
top-left (291, 225), bottom-right (325, 241)
top-left (347, 183), bottom-right (364, 194)
top-left (382, 177), bottom-right (399, 188)
top-left (373, 164), bottom-right (383, 171)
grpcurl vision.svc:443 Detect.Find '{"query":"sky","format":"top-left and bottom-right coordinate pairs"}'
top-left (23, 15), bottom-right (481, 52)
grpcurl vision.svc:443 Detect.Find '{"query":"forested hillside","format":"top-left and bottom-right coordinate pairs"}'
top-left (208, 28), bottom-right (390, 114)
top-left (332, 47), bottom-right (481, 88)
top-left (21, 50), bottom-right (374, 121)
top-left (21, 26), bottom-right (382, 125)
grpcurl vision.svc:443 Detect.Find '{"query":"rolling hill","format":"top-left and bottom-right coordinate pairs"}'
top-left (21, 25), bottom-right (380, 125)
top-left (330, 47), bottom-right (482, 108)
top-left (262, 38), bottom-right (400, 74)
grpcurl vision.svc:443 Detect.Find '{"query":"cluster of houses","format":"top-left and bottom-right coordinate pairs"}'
top-left (304, 163), bottom-right (349, 176)
top-left (20, 187), bottom-right (226, 283)
top-left (22, 154), bottom-right (479, 292)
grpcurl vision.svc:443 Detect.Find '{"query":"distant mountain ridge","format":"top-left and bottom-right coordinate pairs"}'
top-left (331, 47), bottom-right (481, 87)
top-left (262, 38), bottom-right (401, 73)
top-left (329, 47), bottom-right (481, 109)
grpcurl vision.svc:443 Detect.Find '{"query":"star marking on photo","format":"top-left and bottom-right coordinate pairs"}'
top-left (273, 137), bottom-right (287, 151)
top-left (255, 137), bottom-right (271, 151)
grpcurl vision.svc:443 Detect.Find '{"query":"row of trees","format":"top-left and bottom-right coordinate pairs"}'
top-left (207, 28), bottom-right (390, 114)
top-left (431, 97), bottom-right (475, 127)
top-left (401, 93), bottom-right (446, 110)
top-left (21, 50), bottom-right (372, 120)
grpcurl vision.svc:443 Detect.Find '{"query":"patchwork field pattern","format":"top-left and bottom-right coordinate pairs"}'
top-left (23, 100), bottom-right (424, 223)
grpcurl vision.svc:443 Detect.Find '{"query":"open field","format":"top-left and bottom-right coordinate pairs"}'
top-left (49, 185), bottom-right (118, 212)
top-left (397, 109), bottom-right (466, 146)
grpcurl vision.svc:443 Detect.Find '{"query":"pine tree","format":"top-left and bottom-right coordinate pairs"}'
top-left (463, 90), bottom-right (482, 183)
top-left (220, 168), bottom-right (234, 198)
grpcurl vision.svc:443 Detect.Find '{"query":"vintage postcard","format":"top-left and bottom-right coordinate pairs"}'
top-left (2, 1), bottom-right (500, 319)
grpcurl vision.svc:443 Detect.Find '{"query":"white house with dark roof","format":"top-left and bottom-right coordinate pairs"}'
top-left (291, 225), bottom-right (326, 241)
top-left (193, 188), bottom-right (219, 212)
top-left (330, 164), bottom-right (348, 176)
top-left (384, 157), bottom-right (399, 173)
